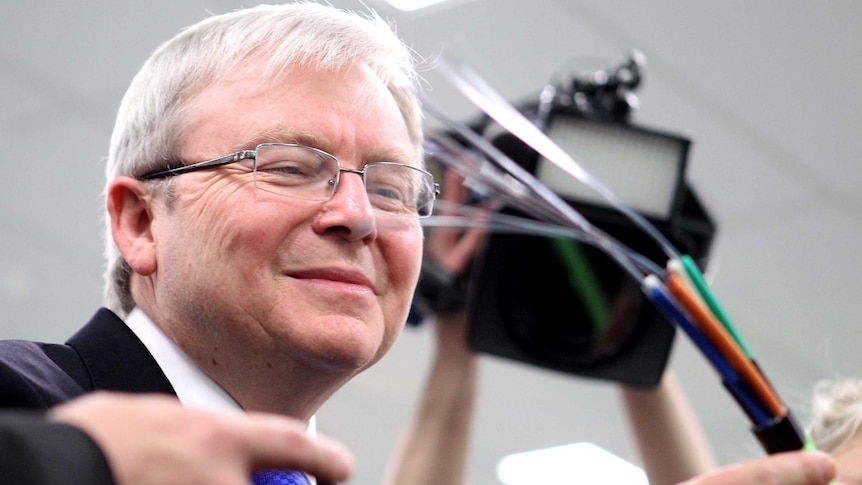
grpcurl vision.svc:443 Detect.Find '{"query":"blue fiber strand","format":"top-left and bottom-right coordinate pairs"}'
top-left (723, 378), bottom-right (773, 428)
top-left (645, 284), bottom-right (772, 427)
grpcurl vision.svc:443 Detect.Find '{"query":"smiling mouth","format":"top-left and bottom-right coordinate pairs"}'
top-left (288, 268), bottom-right (375, 292)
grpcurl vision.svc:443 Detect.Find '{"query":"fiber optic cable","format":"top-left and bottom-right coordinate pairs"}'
top-left (420, 203), bottom-right (665, 278)
top-left (664, 268), bottom-right (785, 418)
top-left (423, 98), bottom-right (649, 285)
top-left (426, 55), bottom-right (812, 456)
top-left (642, 276), bottom-right (773, 428)
top-left (434, 55), bottom-right (681, 263)
top-left (678, 255), bottom-right (753, 358)
top-left (425, 134), bottom-right (577, 229)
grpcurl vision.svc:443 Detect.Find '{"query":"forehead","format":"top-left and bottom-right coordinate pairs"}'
top-left (181, 62), bottom-right (418, 163)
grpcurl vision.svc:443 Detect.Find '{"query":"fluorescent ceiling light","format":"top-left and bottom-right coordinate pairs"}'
top-left (497, 442), bottom-right (647, 485)
top-left (381, 0), bottom-right (450, 11)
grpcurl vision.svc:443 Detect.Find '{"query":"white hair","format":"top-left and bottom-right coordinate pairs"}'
top-left (103, 1), bottom-right (424, 316)
top-left (806, 378), bottom-right (862, 453)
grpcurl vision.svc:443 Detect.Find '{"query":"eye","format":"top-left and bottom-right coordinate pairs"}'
top-left (364, 164), bottom-right (424, 214)
top-left (255, 146), bottom-right (333, 185)
top-left (367, 183), bottom-right (413, 214)
top-left (260, 159), bottom-right (316, 176)
top-left (368, 182), bottom-right (409, 202)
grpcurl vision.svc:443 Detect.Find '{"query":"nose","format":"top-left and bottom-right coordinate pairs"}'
top-left (313, 170), bottom-right (377, 241)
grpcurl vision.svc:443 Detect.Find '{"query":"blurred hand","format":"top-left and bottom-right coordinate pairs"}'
top-left (425, 169), bottom-right (490, 277)
top-left (678, 451), bottom-right (837, 485)
top-left (50, 392), bottom-right (353, 485)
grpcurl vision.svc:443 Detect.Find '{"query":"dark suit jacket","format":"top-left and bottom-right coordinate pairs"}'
top-left (0, 308), bottom-right (175, 409)
top-left (0, 411), bottom-right (114, 484)
top-left (0, 308), bottom-right (335, 485)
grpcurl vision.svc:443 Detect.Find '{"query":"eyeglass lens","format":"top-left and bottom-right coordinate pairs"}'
top-left (252, 144), bottom-right (435, 217)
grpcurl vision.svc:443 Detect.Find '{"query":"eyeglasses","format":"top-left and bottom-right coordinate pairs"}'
top-left (139, 143), bottom-right (439, 217)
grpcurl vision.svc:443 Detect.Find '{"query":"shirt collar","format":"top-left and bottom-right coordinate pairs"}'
top-left (123, 307), bottom-right (318, 484)
top-left (122, 307), bottom-right (317, 427)
top-left (123, 307), bottom-right (242, 411)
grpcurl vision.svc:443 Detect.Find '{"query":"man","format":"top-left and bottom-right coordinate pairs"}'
top-left (0, 2), bottom-right (432, 483)
top-left (0, 2), bottom-right (841, 484)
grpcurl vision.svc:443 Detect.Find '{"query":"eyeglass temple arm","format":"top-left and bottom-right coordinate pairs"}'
top-left (139, 150), bottom-right (256, 180)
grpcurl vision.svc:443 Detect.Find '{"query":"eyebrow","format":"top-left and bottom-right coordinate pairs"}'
top-left (238, 127), bottom-right (320, 150)
top-left (241, 126), bottom-right (418, 166)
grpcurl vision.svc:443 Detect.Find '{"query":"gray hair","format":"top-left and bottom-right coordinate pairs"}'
top-left (103, 1), bottom-right (424, 317)
top-left (806, 378), bottom-right (862, 453)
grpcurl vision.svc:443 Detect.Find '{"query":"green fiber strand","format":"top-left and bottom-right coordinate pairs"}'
top-left (802, 436), bottom-right (839, 485)
top-left (802, 435), bottom-right (818, 452)
top-left (680, 255), bottom-right (753, 358)
top-left (551, 238), bottom-right (608, 331)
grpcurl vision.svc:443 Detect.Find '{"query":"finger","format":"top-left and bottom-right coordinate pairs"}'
top-left (681, 451), bottom-right (836, 485)
top-left (239, 414), bottom-right (354, 483)
top-left (426, 169), bottom-right (468, 251)
top-left (441, 168), bottom-right (469, 208)
top-left (442, 226), bottom-right (488, 273)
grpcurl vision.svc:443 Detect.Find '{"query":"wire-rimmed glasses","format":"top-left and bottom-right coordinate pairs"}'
top-left (139, 143), bottom-right (439, 217)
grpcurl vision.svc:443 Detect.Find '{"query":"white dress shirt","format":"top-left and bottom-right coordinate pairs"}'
top-left (124, 307), bottom-right (317, 484)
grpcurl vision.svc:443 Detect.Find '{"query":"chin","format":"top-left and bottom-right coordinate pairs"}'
top-left (300, 344), bottom-right (379, 375)
top-left (298, 317), bottom-right (385, 372)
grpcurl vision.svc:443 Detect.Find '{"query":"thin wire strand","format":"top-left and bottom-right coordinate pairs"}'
top-left (422, 98), bottom-right (648, 283)
top-left (424, 136), bottom-right (574, 228)
top-left (434, 55), bottom-right (681, 262)
top-left (421, 201), bottom-right (664, 277)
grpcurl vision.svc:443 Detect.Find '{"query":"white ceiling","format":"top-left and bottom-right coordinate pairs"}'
top-left (1, 1), bottom-right (861, 484)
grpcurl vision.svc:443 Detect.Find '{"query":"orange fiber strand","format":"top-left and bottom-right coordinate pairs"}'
top-left (666, 273), bottom-right (786, 418)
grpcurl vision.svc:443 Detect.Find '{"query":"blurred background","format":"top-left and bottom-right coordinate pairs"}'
top-left (1, 1), bottom-right (861, 484)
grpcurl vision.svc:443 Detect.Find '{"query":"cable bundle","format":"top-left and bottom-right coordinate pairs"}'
top-left (422, 56), bottom-right (812, 455)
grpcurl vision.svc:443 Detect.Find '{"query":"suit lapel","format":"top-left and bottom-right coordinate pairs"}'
top-left (66, 310), bottom-right (339, 484)
top-left (66, 308), bottom-right (175, 395)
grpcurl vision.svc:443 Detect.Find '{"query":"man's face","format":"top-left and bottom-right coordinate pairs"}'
top-left (148, 62), bottom-right (423, 378)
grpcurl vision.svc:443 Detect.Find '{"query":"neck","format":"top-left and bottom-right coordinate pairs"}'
top-left (134, 301), bottom-right (355, 419)
top-left (207, 358), bottom-right (353, 419)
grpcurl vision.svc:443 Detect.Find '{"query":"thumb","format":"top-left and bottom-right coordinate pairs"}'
top-left (679, 451), bottom-right (836, 485)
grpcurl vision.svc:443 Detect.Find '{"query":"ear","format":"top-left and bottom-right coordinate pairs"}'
top-left (106, 176), bottom-right (157, 276)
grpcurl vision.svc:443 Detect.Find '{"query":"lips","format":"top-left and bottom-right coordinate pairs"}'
top-left (288, 267), bottom-right (376, 292)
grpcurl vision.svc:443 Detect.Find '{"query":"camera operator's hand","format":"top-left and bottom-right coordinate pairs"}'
top-left (678, 451), bottom-right (836, 485)
top-left (414, 167), bottom-right (496, 317)
top-left (425, 169), bottom-right (488, 280)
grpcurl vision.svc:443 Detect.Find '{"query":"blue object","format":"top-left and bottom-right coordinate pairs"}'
top-left (252, 470), bottom-right (310, 485)
top-left (644, 278), bottom-right (772, 428)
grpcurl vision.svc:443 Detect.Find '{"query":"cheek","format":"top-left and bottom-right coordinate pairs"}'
top-left (176, 178), bottom-right (296, 250)
top-left (205, 198), bottom-right (298, 260)
top-left (386, 231), bottom-right (424, 293)
top-left (378, 228), bottom-right (424, 335)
